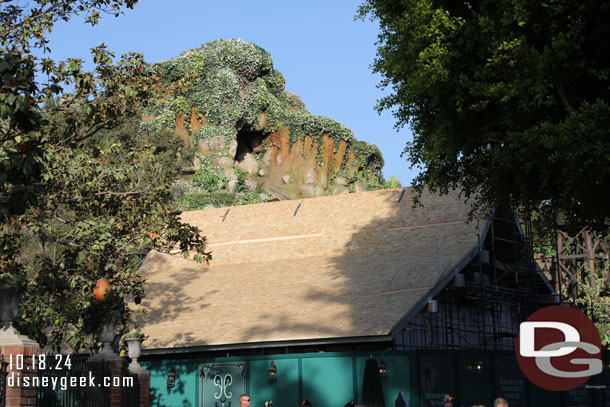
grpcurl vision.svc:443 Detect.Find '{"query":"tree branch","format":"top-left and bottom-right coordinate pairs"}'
top-left (557, 84), bottom-right (575, 116)
top-left (93, 188), bottom-right (152, 197)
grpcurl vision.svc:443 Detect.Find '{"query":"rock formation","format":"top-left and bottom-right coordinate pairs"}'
top-left (140, 39), bottom-right (383, 199)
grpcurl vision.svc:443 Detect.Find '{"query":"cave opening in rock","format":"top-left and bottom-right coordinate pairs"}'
top-left (235, 129), bottom-right (267, 162)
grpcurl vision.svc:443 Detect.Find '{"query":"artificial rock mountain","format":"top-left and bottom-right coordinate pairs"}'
top-left (140, 39), bottom-right (384, 200)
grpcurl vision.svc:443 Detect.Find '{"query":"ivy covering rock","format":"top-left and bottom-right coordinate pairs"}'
top-left (141, 39), bottom-right (384, 201)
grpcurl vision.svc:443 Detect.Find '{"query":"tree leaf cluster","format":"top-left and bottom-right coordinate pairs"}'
top-left (1, 0), bottom-right (210, 351)
top-left (359, 0), bottom-right (610, 227)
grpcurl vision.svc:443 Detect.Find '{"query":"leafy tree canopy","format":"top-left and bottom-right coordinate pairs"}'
top-left (1, 0), bottom-right (210, 351)
top-left (358, 0), bottom-right (610, 227)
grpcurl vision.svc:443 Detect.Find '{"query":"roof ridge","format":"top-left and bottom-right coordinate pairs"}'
top-left (181, 187), bottom-right (413, 214)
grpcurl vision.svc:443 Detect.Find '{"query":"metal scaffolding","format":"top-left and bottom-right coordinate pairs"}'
top-left (394, 210), bottom-right (551, 351)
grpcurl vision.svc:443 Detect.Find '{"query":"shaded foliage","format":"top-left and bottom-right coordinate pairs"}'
top-left (1, 0), bottom-right (210, 351)
top-left (359, 0), bottom-right (610, 227)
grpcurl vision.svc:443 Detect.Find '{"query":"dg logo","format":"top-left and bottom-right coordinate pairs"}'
top-left (516, 305), bottom-right (603, 391)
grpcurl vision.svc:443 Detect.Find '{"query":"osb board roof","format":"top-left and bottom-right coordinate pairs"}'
top-left (139, 188), bottom-right (485, 350)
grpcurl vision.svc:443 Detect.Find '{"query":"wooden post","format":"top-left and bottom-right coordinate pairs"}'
top-left (557, 230), bottom-right (564, 297)
top-left (584, 229), bottom-right (598, 301)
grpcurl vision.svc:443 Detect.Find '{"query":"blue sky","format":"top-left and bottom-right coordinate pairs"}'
top-left (41, 0), bottom-right (417, 183)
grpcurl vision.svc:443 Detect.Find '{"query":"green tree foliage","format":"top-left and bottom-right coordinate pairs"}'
top-left (532, 221), bottom-right (610, 345)
top-left (191, 166), bottom-right (228, 192)
top-left (1, 0), bottom-right (210, 351)
top-left (383, 176), bottom-right (401, 189)
top-left (358, 0), bottom-right (610, 227)
top-left (567, 260), bottom-right (610, 347)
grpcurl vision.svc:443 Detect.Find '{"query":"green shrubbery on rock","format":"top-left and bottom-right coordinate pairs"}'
top-left (142, 39), bottom-right (373, 158)
top-left (142, 39), bottom-right (289, 132)
top-left (191, 166), bottom-right (227, 192)
top-left (141, 38), bottom-right (385, 200)
top-left (179, 192), bottom-right (268, 211)
top-left (181, 158), bottom-right (268, 210)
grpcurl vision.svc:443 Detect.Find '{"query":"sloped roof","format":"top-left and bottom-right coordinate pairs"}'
top-left (139, 188), bottom-right (485, 350)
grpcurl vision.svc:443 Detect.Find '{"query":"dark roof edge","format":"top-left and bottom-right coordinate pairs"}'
top-left (141, 335), bottom-right (393, 356)
top-left (389, 216), bottom-right (494, 337)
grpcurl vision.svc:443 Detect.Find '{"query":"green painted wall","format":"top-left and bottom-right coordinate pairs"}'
top-left (302, 357), bottom-right (354, 407)
top-left (143, 351), bottom-right (409, 407)
top-left (148, 360), bottom-right (200, 407)
top-left (142, 350), bottom-right (607, 407)
top-left (250, 358), bottom-right (299, 407)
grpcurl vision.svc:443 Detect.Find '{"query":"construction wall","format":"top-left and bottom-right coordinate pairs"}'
top-left (141, 350), bottom-right (609, 407)
top-left (143, 350), bottom-right (410, 407)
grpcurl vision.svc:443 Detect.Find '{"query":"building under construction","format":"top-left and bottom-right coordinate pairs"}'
top-left (135, 189), bottom-right (602, 407)
top-left (392, 207), bottom-right (557, 351)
